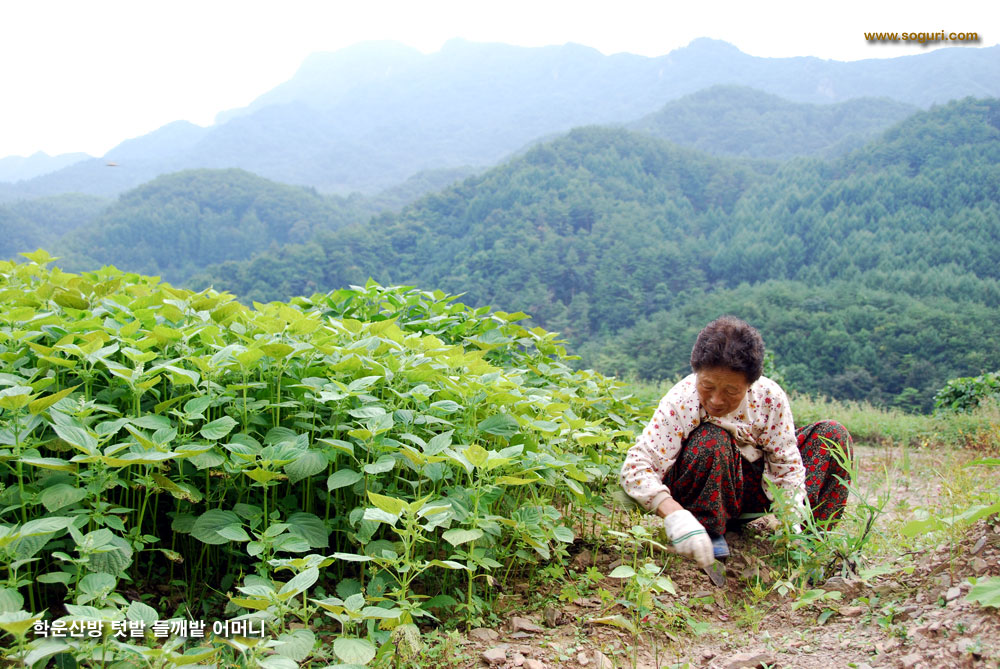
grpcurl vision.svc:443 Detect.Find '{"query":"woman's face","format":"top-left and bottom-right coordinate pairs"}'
top-left (695, 367), bottom-right (751, 417)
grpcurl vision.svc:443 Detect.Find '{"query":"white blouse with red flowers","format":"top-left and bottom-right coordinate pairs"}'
top-left (619, 374), bottom-right (809, 517)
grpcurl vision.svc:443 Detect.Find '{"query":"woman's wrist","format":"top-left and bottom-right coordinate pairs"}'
top-left (656, 497), bottom-right (683, 518)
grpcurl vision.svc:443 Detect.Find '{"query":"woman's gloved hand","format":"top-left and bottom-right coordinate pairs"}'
top-left (662, 509), bottom-right (714, 568)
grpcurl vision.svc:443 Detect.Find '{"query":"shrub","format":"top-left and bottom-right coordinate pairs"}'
top-left (934, 372), bottom-right (1000, 414)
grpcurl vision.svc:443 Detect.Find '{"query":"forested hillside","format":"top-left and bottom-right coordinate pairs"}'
top-left (630, 86), bottom-right (918, 159)
top-left (188, 127), bottom-right (767, 310)
top-left (184, 97), bottom-right (1000, 411)
top-left (0, 193), bottom-right (109, 259)
top-left (54, 169), bottom-right (371, 281)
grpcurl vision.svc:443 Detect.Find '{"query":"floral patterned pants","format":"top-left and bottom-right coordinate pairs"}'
top-left (662, 420), bottom-right (853, 536)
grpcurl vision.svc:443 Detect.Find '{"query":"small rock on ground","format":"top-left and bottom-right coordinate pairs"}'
top-left (469, 627), bottom-right (499, 643)
top-left (593, 650), bottom-right (614, 669)
top-left (523, 659), bottom-right (545, 669)
top-left (543, 605), bottom-right (561, 627)
top-left (956, 638), bottom-right (980, 656)
top-left (823, 576), bottom-right (862, 598)
top-left (934, 573), bottom-right (952, 587)
top-left (482, 647), bottom-right (507, 665)
top-left (571, 548), bottom-right (593, 569)
top-left (722, 650), bottom-right (777, 669)
top-left (510, 616), bottom-right (544, 633)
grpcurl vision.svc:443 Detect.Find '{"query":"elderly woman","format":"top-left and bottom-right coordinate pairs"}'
top-left (620, 316), bottom-right (853, 568)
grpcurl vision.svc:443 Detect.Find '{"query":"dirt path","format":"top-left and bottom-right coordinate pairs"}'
top-left (458, 445), bottom-right (1000, 668)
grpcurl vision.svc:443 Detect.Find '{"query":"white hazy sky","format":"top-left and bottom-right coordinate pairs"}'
top-left (1, 0), bottom-right (996, 158)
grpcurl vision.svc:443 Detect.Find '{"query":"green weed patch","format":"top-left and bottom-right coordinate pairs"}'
top-left (791, 394), bottom-right (1000, 451)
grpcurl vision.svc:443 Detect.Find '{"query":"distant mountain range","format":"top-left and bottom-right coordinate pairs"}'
top-left (4, 80), bottom-right (943, 265)
top-left (1, 38), bottom-right (996, 201)
top-left (0, 151), bottom-right (91, 182)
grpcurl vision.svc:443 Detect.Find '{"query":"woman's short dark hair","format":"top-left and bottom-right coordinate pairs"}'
top-left (690, 316), bottom-right (765, 384)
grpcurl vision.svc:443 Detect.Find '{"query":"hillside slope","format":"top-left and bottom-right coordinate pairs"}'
top-left (0, 194), bottom-right (109, 259)
top-left (55, 169), bottom-right (370, 283)
top-left (630, 85), bottom-right (918, 159)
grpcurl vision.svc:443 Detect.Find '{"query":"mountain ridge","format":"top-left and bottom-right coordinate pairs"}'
top-left (0, 151), bottom-right (92, 183)
top-left (3, 39), bottom-right (995, 201)
top-left (629, 85), bottom-right (919, 159)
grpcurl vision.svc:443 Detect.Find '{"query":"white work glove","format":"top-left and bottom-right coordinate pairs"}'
top-left (662, 509), bottom-right (713, 569)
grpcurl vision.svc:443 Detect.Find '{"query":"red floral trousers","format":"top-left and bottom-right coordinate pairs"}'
top-left (662, 420), bottom-right (853, 536)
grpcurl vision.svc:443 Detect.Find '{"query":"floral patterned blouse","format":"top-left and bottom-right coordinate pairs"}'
top-left (619, 374), bottom-right (808, 515)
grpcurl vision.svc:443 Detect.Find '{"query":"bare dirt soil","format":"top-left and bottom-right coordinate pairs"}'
top-left (457, 445), bottom-right (1000, 669)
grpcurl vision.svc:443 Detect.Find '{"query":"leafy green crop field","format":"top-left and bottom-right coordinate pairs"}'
top-left (0, 252), bottom-right (650, 667)
top-left (4, 252), bottom-right (1000, 668)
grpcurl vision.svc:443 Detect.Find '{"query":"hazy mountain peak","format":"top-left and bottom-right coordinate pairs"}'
top-left (439, 36), bottom-right (483, 51)
top-left (681, 37), bottom-right (745, 54)
top-left (0, 151), bottom-right (92, 183)
top-left (104, 120), bottom-right (207, 162)
top-left (216, 41), bottom-right (423, 124)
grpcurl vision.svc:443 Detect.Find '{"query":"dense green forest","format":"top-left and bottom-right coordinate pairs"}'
top-left (54, 169), bottom-right (373, 279)
top-left (182, 97), bottom-right (1000, 411)
top-left (188, 128), bottom-right (768, 309)
top-left (0, 193), bottom-right (109, 259)
top-left (583, 279), bottom-right (998, 412)
top-left (629, 85), bottom-right (918, 159)
top-left (5, 168), bottom-right (477, 280)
